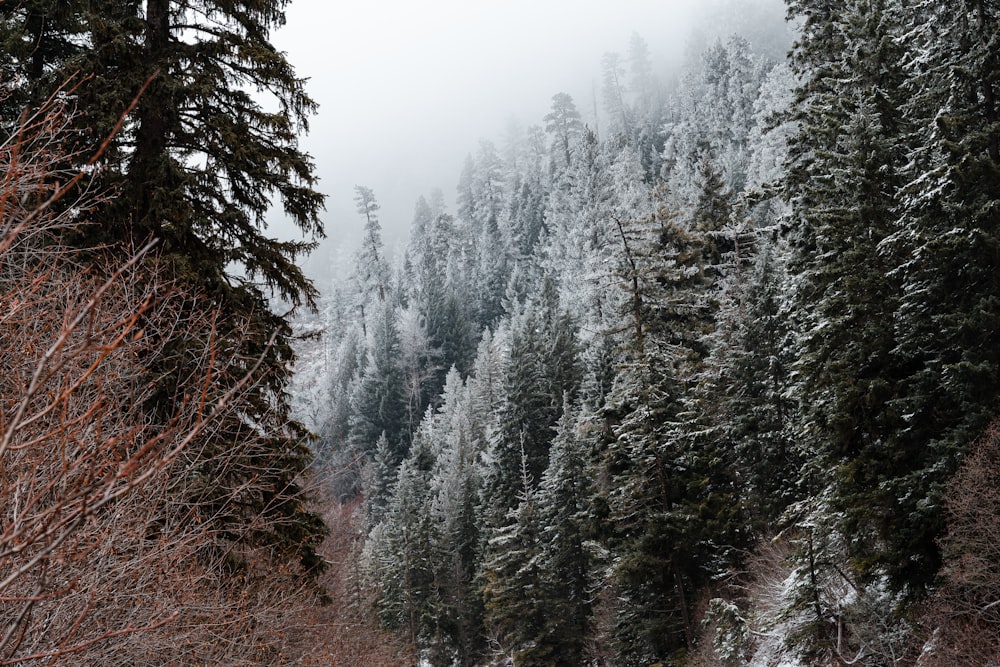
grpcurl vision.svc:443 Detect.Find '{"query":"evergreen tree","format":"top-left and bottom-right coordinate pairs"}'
top-left (468, 326), bottom-right (508, 453)
top-left (397, 303), bottom-right (439, 440)
top-left (714, 240), bottom-right (797, 524)
top-left (354, 184), bottom-right (390, 306)
top-left (413, 211), bottom-right (477, 387)
top-left (479, 446), bottom-right (547, 666)
top-left (456, 141), bottom-right (507, 240)
top-left (661, 36), bottom-right (770, 207)
top-left (367, 433), bottom-right (398, 528)
top-left (426, 369), bottom-right (485, 665)
top-left (506, 170), bottom-right (548, 261)
top-left (0, 2), bottom-right (85, 114)
top-left (481, 287), bottom-right (580, 526)
top-left (601, 51), bottom-right (631, 138)
top-left (627, 32), bottom-right (665, 180)
top-left (366, 436), bottom-right (439, 644)
top-left (474, 210), bottom-right (510, 328)
top-left (481, 310), bottom-right (553, 527)
top-left (533, 405), bottom-right (592, 665)
top-left (784, 0), bottom-right (916, 593)
top-left (627, 32), bottom-right (655, 116)
top-left (349, 299), bottom-right (407, 461)
top-left (601, 190), bottom-right (746, 663)
top-left (544, 92), bottom-right (584, 176)
top-left (0, 0), bottom-right (326, 312)
top-left (878, 0), bottom-right (1000, 589)
top-left (0, 0), bottom-right (327, 570)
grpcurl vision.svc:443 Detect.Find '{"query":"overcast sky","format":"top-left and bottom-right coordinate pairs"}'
top-left (269, 0), bottom-right (788, 279)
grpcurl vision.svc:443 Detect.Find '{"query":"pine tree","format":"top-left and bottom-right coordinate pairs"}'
top-left (784, 0), bottom-right (919, 593)
top-left (715, 240), bottom-right (797, 524)
top-left (1, 0), bottom-right (327, 570)
top-left (367, 433), bottom-right (398, 528)
top-left (481, 287), bottom-right (580, 526)
top-left (627, 32), bottom-right (665, 181)
top-left (0, 2), bottom-right (86, 114)
top-left (544, 92), bottom-right (584, 177)
top-left (366, 436), bottom-right (439, 644)
top-left (506, 170), bottom-right (548, 261)
top-left (397, 304), bottom-right (439, 440)
top-left (481, 310), bottom-right (553, 527)
top-left (878, 0), bottom-right (1000, 589)
top-left (601, 51), bottom-right (631, 139)
top-left (413, 211), bottom-right (477, 388)
top-left (354, 185), bottom-right (390, 307)
top-left (474, 211), bottom-right (509, 328)
top-left (600, 186), bottom-right (746, 662)
top-left (479, 445), bottom-right (547, 666)
top-left (426, 369), bottom-right (485, 665)
top-left (533, 404), bottom-right (592, 665)
top-left (349, 300), bottom-right (407, 461)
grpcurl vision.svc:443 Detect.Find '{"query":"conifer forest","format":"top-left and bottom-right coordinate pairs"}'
top-left (1, 0), bottom-right (999, 665)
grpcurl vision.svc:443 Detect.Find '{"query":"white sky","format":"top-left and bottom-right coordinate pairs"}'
top-left (269, 0), bottom-right (785, 278)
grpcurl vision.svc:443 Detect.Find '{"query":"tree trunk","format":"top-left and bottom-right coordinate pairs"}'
top-left (130, 0), bottom-right (172, 234)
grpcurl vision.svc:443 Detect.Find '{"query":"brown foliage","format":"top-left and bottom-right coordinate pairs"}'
top-left (276, 481), bottom-right (417, 666)
top-left (918, 421), bottom-right (1000, 666)
top-left (0, 86), bottom-right (331, 664)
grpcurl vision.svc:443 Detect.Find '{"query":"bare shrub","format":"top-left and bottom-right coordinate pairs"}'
top-left (0, 85), bottom-right (325, 664)
top-left (918, 422), bottom-right (1000, 667)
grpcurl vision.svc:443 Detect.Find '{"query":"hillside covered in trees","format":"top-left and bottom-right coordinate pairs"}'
top-left (2, 0), bottom-right (998, 665)
top-left (291, 1), bottom-right (1000, 665)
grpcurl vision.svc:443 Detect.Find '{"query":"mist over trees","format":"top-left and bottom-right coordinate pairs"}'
top-left (2, 0), bottom-right (998, 665)
top-left (293, 1), bottom-right (1000, 665)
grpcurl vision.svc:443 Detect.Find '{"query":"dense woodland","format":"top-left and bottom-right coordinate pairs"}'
top-left (0, 0), bottom-right (998, 666)
top-left (290, 1), bottom-right (1000, 666)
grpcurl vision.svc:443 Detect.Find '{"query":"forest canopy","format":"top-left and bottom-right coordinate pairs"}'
top-left (291, 1), bottom-right (1000, 665)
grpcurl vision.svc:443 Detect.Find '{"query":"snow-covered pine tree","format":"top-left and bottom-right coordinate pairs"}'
top-left (784, 0), bottom-right (919, 598)
top-left (601, 184), bottom-right (745, 663)
top-left (354, 185), bottom-right (392, 308)
top-left (365, 435), bottom-right (439, 644)
top-left (532, 403), bottom-right (592, 665)
top-left (426, 370), bottom-right (485, 666)
top-left (349, 300), bottom-right (407, 461)
top-left (478, 443), bottom-right (546, 666)
top-left (713, 240), bottom-right (797, 525)
top-left (881, 0), bottom-right (1000, 590)
top-left (480, 288), bottom-right (580, 527)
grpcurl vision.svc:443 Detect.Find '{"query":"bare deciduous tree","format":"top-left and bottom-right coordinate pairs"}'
top-left (918, 422), bottom-right (1000, 666)
top-left (0, 85), bottom-right (325, 665)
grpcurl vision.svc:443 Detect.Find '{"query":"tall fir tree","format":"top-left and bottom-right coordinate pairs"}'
top-left (478, 445), bottom-right (547, 666)
top-left (0, 0), bottom-right (327, 570)
top-left (713, 240), bottom-right (797, 525)
top-left (601, 190), bottom-right (745, 663)
top-left (354, 185), bottom-right (390, 308)
top-left (879, 0), bottom-right (1000, 589)
top-left (349, 299), bottom-right (407, 461)
top-left (784, 0), bottom-right (931, 597)
top-left (426, 370), bottom-right (484, 666)
top-left (365, 435), bottom-right (439, 644)
top-left (481, 283), bottom-right (580, 527)
top-left (544, 92), bottom-right (584, 177)
top-left (532, 404), bottom-right (592, 666)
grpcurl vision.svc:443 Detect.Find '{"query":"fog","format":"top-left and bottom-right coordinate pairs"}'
top-left (269, 0), bottom-right (790, 281)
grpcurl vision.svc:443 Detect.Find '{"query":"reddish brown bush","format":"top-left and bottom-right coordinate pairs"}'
top-left (0, 87), bottom-right (331, 665)
top-left (918, 422), bottom-right (1000, 666)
